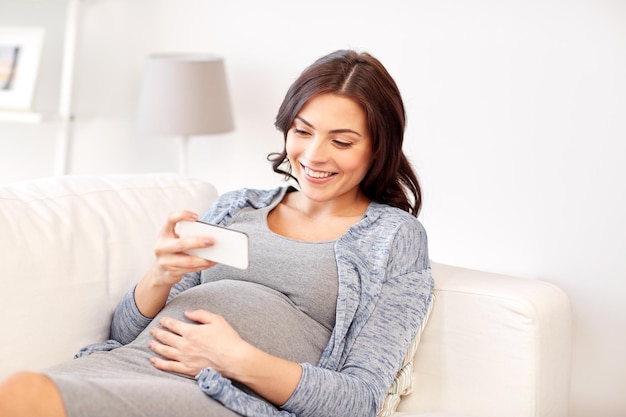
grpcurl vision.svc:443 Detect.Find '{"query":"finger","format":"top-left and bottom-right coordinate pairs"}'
top-left (160, 252), bottom-right (216, 269)
top-left (158, 317), bottom-right (191, 337)
top-left (160, 211), bottom-right (200, 238)
top-left (184, 309), bottom-right (219, 325)
top-left (150, 325), bottom-right (183, 346)
top-left (152, 252), bottom-right (216, 284)
top-left (150, 356), bottom-right (194, 376)
top-left (149, 340), bottom-right (180, 361)
top-left (165, 254), bottom-right (216, 273)
top-left (155, 236), bottom-right (215, 260)
top-left (176, 235), bottom-right (216, 252)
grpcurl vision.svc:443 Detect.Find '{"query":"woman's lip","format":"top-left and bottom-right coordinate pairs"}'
top-left (301, 164), bottom-right (337, 182)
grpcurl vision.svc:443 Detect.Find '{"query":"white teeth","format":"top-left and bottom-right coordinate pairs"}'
top-left (303, 166), bottom-right (334, 179)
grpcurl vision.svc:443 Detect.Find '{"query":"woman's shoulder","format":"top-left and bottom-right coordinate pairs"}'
top-left (359, 202), bottom-right (429, 259)
top-left (338, 201), bottom-right (430, 275)
top-left (341, 201), bottom-right (428, 251)
top-left (366, 201), bottom-right (426, 234)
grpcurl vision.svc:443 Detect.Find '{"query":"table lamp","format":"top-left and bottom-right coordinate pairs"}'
top-left (137, 54), bottom-right (234, 175)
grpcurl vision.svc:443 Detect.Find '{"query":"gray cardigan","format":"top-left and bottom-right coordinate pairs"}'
top-left (100, 187), bottom-right (434, 417)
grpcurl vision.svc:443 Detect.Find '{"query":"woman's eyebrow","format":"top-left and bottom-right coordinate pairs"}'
top-left (295, 116), bottom-right (362, 137)
top-left (295, 116), bottom-right (314, 128)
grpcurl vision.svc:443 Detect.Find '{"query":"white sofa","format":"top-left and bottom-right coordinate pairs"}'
top-left (0, 173), bottom-right (572, 417)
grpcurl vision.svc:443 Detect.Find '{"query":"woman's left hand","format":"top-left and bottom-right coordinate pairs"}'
top-left (148, 309), bottom-right (246, 378)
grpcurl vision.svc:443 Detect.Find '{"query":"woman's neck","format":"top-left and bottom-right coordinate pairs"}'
top-left (266, 189), bottom-right (371, 242)
top-left (285, 190), bottom-right (370, 220)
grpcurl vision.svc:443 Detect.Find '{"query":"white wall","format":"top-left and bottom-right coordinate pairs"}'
top-left (1, 1), bottom-right (625, 416)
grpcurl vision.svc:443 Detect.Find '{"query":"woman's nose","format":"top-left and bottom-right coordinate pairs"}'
top-left (303, 137), bottom-right (329, 161)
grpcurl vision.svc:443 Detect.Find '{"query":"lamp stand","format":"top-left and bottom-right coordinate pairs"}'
top-left (178, 136), bottom-right (190, 176)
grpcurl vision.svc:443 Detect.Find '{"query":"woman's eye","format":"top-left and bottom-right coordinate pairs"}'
top-left (293, 128), bottom-right (310, 136)
top-left (333, 140), bottom-right (352, 148)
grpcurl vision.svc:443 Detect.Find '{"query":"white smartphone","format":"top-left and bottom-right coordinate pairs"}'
top-left (175, 220), bottom-right (249, 269)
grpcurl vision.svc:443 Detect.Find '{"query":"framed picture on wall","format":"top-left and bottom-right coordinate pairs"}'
top-left (0, 27), bottom-right (45, 111)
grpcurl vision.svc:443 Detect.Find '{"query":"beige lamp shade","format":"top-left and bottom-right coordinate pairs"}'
top-left (137, 54), bottom-right (234, 136)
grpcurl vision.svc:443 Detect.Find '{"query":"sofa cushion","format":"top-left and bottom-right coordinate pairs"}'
top-left (0, 173), bottom-right (217, 378)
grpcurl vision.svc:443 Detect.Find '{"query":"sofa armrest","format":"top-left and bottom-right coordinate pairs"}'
top-left (397, 262), bottom-right (571, 417)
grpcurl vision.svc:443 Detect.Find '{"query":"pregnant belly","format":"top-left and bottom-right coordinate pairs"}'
top-left (134, 280), bottom-right (330, 366)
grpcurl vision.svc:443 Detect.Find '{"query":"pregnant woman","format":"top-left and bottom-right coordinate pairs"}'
top-left (0, 49), bottom-right (433, 417)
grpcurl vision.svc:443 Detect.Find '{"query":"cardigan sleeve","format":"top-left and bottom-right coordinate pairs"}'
top-left (282, 269), bottom-right (433, 417)
top-left (280, 219), bottom-right (434, 417)
top-left (108, 272), bottom-right (202, 344)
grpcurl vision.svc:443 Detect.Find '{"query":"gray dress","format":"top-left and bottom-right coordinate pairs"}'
top-left (45, 205), bottom-right (339, 417)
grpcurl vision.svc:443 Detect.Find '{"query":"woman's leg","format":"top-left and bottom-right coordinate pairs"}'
top-left (0, 372), bottom-right (66, 417)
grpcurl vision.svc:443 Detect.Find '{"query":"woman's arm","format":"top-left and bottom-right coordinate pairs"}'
top-left (134, 210), bottom-right (216, 317)
top-left (150, 309), bottom-right (304, 406)
top-left (109, 273), bottom-right (201, 344)
top-left (109, 210), bottom-right (217, 344)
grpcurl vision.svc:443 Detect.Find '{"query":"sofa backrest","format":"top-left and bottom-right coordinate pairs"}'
top-left (0, 174), bottom-right (217, 377)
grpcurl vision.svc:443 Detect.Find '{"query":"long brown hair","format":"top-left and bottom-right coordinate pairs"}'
top-left (269, 50), bottom-right (422, 216)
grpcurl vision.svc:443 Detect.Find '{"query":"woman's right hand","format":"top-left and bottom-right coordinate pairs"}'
top-left (135, 210), bottom-right (216, 318)
top-left (151, 210), bottom-right (217, 287)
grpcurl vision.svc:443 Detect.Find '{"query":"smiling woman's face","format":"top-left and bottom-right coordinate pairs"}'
top-left (286, 93), bottom-right (373, 205)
